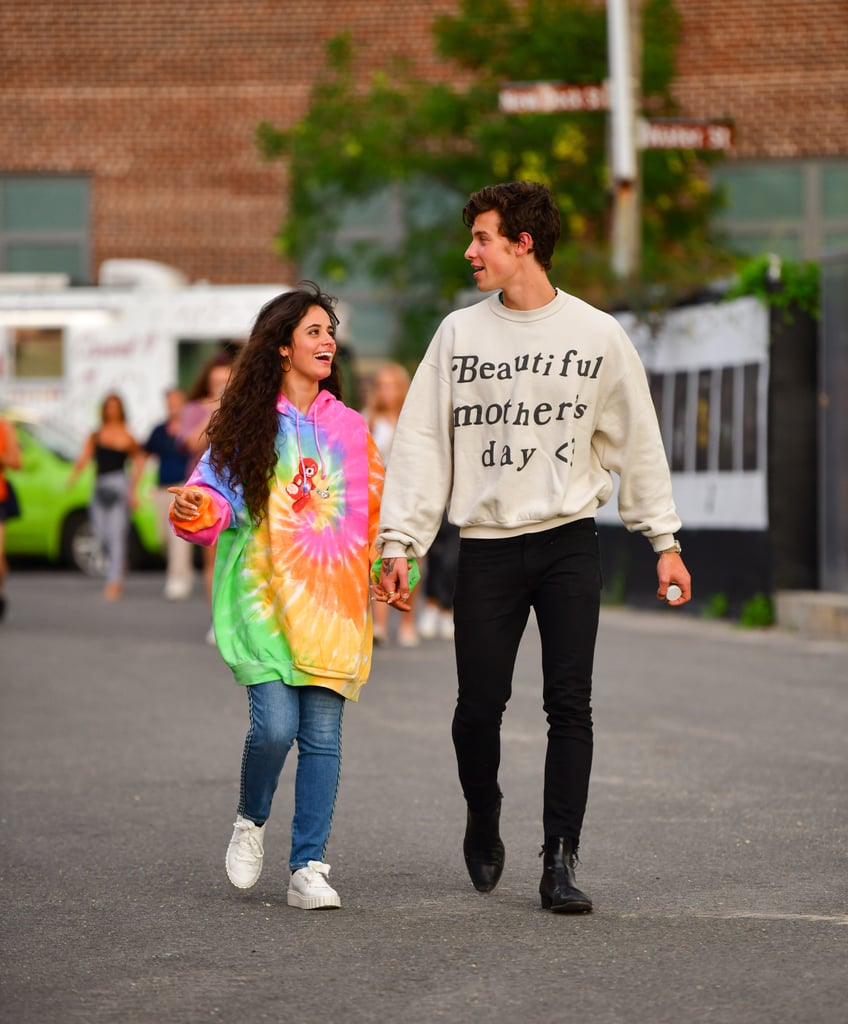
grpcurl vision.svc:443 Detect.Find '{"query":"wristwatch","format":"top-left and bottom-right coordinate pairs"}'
top-left (658, 541), bottom-right (682, 555)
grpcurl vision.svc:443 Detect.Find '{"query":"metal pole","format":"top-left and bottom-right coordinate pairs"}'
top-left (607, 0), bottom-right (640, 280)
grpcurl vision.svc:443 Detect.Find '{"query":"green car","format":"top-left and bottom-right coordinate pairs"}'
top-left (4, 414), bottom-right (164, 575)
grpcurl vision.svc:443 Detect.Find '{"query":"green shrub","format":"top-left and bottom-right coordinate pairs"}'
top-left (739, 592), bottom-right (774, 628)
top-left (701, 592), bottom-right (729, 619)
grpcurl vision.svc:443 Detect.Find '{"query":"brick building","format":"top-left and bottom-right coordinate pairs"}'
top-left (1, 0), bottom-right (846, 336)
top-left (0, 0), bottom-right (462, 288)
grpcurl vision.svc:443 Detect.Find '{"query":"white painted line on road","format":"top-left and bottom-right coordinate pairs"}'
top-left (694, 911), bottom-right (848, 925)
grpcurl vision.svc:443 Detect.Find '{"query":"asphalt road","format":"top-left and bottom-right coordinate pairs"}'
top-left (1, 570), bottom-right (846, 1024)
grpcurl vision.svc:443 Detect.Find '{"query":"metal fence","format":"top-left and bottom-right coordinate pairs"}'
top-left (819, 252), bottom-right (848, 593)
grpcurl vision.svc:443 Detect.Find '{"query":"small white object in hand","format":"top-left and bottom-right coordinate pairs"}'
top-left (666, 584), bottom-right (682, 602)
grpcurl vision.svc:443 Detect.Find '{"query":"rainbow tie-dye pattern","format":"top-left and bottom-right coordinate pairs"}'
top-left (173, 391), bottom-right (384, 701)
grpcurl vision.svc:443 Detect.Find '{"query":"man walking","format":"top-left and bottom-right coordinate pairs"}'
top-left (373, 181), bottom-right (691, 913)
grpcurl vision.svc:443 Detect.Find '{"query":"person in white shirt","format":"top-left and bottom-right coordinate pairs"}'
top-left (372, 181), bottom-right (691, 914)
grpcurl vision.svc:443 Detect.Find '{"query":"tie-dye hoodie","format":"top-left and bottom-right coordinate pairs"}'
top-left (170, 390), bottom-right (384, 701)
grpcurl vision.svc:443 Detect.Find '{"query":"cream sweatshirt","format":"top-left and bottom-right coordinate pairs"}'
top-left (377, 289), bottom-right (681, 559)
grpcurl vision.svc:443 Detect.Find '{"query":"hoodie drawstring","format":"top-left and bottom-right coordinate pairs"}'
top-left (312, 413), bottom-right (327, 483)
top-left (293, 402), bottom-right (328, 491)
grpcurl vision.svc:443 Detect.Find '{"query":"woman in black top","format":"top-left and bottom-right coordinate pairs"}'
top-left (69, 393), bottom-right (145, 600)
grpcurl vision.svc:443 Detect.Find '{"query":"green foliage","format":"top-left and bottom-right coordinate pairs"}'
top-left (739, 592), bottom-right (775, 628)
top-left (725, 255), bottom-right (821, 320)
top-left (257, 0), bottom-right (734, 357)
top-left (701, 592), bottom-right (729, 620)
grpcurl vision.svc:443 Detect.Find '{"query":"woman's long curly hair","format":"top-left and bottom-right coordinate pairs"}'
top-left (206, 283), bottom-right (343, 524)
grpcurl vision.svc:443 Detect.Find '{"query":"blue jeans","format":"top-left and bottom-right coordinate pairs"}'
top-left (238, 681), bottom-right (344, 871)
top-left (90, 471), bottom-right (129, 584)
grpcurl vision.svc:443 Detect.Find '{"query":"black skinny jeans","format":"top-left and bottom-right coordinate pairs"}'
top-left (451, 518), bottom-right (600, 846)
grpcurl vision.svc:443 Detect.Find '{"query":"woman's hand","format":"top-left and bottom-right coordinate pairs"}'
top-left (167, 486), bottom-right (206, 520)
top-left (370, 557), bottom-right (413, 612)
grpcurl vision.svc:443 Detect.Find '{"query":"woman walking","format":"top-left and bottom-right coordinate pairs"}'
top-left (169, 284), bottom-right (384, 910)
top-left (69, 393), bottom-right (145, 601)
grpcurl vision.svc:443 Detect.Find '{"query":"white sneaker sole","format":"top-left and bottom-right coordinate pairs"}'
top-left (225, 838), bottom-right (263, 889)
top-left (286, 889), bottom-right (341, 910)
top-left (226, 864), bottom-right (261, 890)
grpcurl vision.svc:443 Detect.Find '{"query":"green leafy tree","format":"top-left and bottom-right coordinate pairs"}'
top-left (257, 0), bottom-right (732, 360)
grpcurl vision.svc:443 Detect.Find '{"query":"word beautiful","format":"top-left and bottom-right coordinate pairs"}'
top-left (450, 348), bottom-right (604, 472)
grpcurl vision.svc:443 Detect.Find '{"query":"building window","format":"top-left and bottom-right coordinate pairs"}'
top-left (300, 179), bottom-right (461, 358)
top-left (711, 160), bottom-right (848, 261)
top-left (9, 327), bottom-right (64, 378)
top-left (0, 176), bottom-right (91, 283)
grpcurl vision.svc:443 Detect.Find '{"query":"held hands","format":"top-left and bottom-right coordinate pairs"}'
top-left (657, 552), bottom-right (692, 606)
top-left (370, 557), bottom-right (413, 613)
top-left (167, 485), bottom-right (206, 521)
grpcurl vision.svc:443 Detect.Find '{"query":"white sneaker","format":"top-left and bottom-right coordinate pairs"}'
top-left (206, 623), bottom-right (216, 646)
top-left (164, 579), bottom-right (192, 601)
top-left (226, 815), bottom-right (265, 889)
top-left (398, 627), bottom-right (420, 648)
top-left (287, 860), bottom-right (341, 910)
top-left (418, 604), bottom-right (439, 639)
top-left (439, 611), bottom-right (454, 640)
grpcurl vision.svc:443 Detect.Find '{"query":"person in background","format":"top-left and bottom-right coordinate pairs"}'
top-left (143, 387), bottom-right (193, 600)
top-left (417, 512), bottom-right (460, 641)
top-left (68, 393), bottom-right (146, 601)
top-left (364, 362), bottom-right (419, 647)
top-left (0, 415), bottom-right (23, 622)
top-left (373, 181), bottom-right (691, 915)
top-left (179, 351), bottom-right (236, 640)
top-left (168, 284), bottom-right (384, 911)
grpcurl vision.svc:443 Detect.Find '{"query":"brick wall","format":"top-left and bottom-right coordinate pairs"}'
top-left (1, 0), bottom-right (845, 284)
top-left (673, 0), bottom-right (848, 157)
top-left (0, 0), bottom-right (461, 284)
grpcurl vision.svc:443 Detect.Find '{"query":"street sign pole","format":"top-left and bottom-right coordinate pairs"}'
top-left (498, 2), bottom-right (732, 284)
top-left (607, 0), bottom-right (640, 281)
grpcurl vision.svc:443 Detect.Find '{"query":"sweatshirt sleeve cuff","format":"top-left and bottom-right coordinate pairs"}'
top-left (650, 534), bottom-right (677, 553)
top-left (379, 541), bottom-right (409, 559)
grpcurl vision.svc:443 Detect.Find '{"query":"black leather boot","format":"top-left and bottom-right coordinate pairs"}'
top-left (539, 836), bottom-right (593, 913)
top-left (463, 793), bottom-right (505, 893)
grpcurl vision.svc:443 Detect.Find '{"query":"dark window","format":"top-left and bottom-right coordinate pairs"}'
top-left (712, 160), bottom-right (848, 262)
top-left (0, 176), bottom-right (90, 283)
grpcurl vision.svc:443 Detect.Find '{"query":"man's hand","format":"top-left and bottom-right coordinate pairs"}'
top-left (371, 556), bottom-right (413, 612)
top-left (657, 552), bottom-right (692, 606)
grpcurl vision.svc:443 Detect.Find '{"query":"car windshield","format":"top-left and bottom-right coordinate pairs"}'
top-left (23, 418), bottom-right (84, 462)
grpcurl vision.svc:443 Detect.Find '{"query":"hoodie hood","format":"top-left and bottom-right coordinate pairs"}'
top-left (277, 389), bottom-right (343, 489)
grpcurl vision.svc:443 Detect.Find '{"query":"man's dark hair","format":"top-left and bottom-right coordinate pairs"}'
top-left (462, 181), bottom-right (561, 271)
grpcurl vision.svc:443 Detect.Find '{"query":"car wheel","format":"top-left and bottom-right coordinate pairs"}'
top-left (61, 510), bottom-right (107, 577)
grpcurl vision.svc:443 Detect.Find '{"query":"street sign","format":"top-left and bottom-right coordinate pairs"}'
top-left (639, 119), bottom-right (735, 151)
top-left (498, 84), bottom-right (734, 152)
top-left (498, 81), bottom-right (609, 114)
